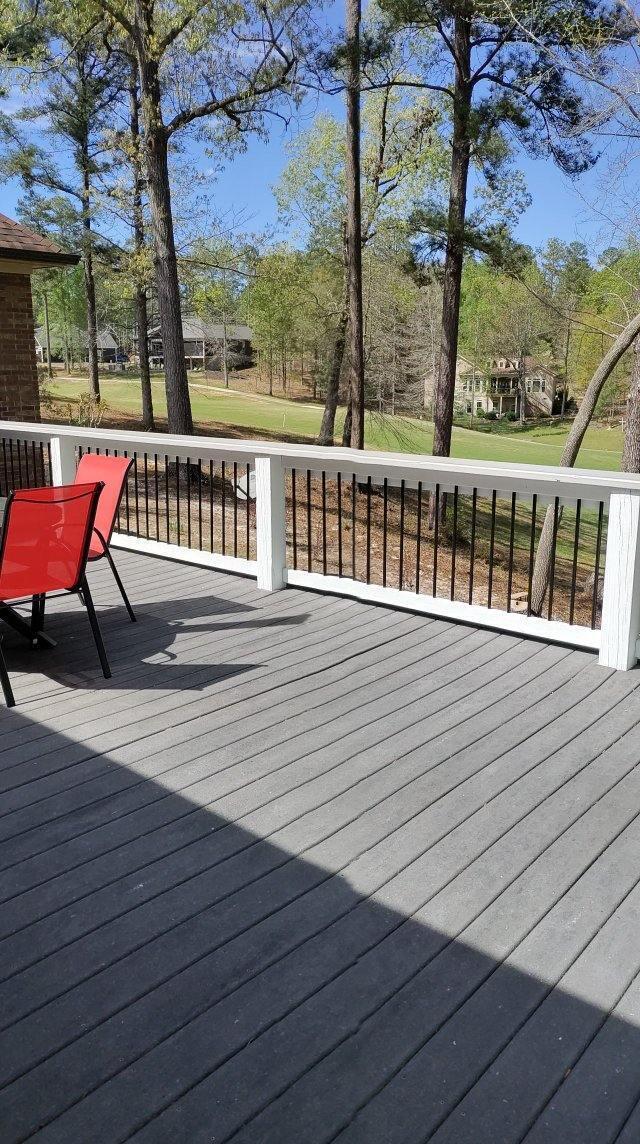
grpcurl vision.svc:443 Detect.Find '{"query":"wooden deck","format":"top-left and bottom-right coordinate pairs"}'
top-left (2, 550), bottom-right (640, 1143)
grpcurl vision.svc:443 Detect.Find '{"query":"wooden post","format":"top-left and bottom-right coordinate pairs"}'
top-left (599, 492), bottom-right (640, 670)
top-left (255, 455), bottom-right (286, 591)
top-left (49, 435), bottom-right (76, 485)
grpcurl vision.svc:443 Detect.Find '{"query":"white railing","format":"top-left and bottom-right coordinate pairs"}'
top-left (2, 419), bottom-right (640, 670)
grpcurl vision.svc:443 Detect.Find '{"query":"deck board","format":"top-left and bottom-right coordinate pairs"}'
top-left (1, 551), bottom-right (640, 1142)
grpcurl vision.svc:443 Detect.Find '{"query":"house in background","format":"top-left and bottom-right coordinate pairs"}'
top-left (424, 354), bottom-right (566, 419)
top-left (0, 213), bottom-right (79, 421)
top-left (35, 325), bottom-right (126, 366)
top-left (149, 316), bottom-right (254, 370)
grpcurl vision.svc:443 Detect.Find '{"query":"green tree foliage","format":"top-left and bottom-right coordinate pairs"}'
top-left (374, 0), bottom-right (623, 459)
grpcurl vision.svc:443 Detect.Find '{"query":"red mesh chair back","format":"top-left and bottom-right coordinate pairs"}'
top-left (74, 454), bottom-right (132, 555)
top-left (0, 482), bottom-right (103, 602)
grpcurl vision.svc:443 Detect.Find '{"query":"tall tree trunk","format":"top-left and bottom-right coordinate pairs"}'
top-left (222, 315), bottom-right (229, 388)
top-left (135, 18), bottom-right (192, 435)
top-left (342, 401), bottom-right (352, 446)
top-left (345, 0), bottom-right (365, 449)
top-left (530, 310), bottom-right (640, 613)
top-left (432, 16), bottom-right (472, 459)
top-left (623, 335), bottom-right (640, 472)
top-left (129, 58), bottom-right (154, 431)
top-left (80, 147), bottom-right (100, 401)
top-left (318, 269), bottom-right (349, 445)
top-left (43, 291), bottom-right (52, 379)
top-left (135, 286), bottom-right (153, 430)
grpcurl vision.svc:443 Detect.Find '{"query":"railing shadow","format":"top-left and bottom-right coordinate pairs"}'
top-left (0, 589), bottom-right (310, 694)
top-left (0, 709), bottom-right (639, 1142)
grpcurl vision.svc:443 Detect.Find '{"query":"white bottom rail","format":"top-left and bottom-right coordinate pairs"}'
top-left (110, 532), bottom-right (256, 578)
top-left (286, 569), bottom-right (602, 652)
top-left (109, 531), bottom-right (602, 655)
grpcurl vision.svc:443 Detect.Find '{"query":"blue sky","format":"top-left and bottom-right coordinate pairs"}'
top-left (0, 121), bottom-right (611, 257)
top-left (0, 9), bottom-right (625, 264)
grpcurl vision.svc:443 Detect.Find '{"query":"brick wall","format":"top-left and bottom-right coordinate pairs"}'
top-left (0, 272), bottom-right (40, 422)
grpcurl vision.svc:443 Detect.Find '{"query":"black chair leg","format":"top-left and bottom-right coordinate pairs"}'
top-left (0, 637), bottom-right (15, 707)
top-left (80, 577), bottom-right (111, 679)
top-left (30, 595), bottom-right (45, 647)
top-left (103, 547), bottom-right (136, 622)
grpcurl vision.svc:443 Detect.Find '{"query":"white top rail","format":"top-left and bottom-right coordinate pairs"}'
top-left (0, 418), bottom-right (633, 502)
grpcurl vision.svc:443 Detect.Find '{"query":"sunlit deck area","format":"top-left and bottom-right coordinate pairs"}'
top-left (2, 548), bottom-right (640, 1142)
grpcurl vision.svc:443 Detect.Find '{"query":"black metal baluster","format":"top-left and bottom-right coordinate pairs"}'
top-left (337, 472), bottom-right (343, 576)
top-left (506, 491), bottom-right (516, 612)
top-left (154, 454), bottom-right (160, 540)
top-left (164, 455), bottom-right (170, 542)
top-left (233, 461), bottom-right (238, 557)
top-left (1, 439), bottom-right (8, 494)
top-left (432, 484), bottom-right (440, 596)
top-left (245, 463), bottom-right (250, 559)
top-left (469, 488), bottom-right (478, 605)
top-left (547, 496), bottom-right (560, 620)
top-left (175, 455), bottom-right (181, 545)
top-left (450, 485), bottom-right (458, 600)
top-left (16, 439), bottom-right (24, 487)
top-left (382, 478), bottom-right (388, 587)
top-left (133, 452), bottom-right (140, 535)
top-left (221, 461), bottom-right (226, 554)
top-left (9, 438), bottom-right (17, 488)
top-left (399, 479), bottom-right (405, 589)
top-left (186, 458), bottom-right (192, 548)
top-left (306, 468), bottom-right (312, 571)
top-left (487, 490), bottom-right (497, 608)
top-left (123, 450), bottom-right (130, 532)
top-left (351, 474), bottom-right (356, 578)
top-left (592, 501), bottom-right (604, 629)
top-left (209, 460), bottom-right (214, 552)
top-left (36, 441), bottom-right (45, 485)
top-left (322, 470), bottom-right (328, 575)
top-left (31, 441), bottom-right (37, 485)
top-left (366, 476), bottom-right (372, 584)
top-left (415, 481), bottom-right (422, 593)
top-left (197, 460), bottom-right (203, 550)
top-left (569, 499), bottom-right (582, 624)
top-left (526, 493), bottom-right (538, 615)
top-left (143, 453), bottom-right (150, 538)
top-left (292, 468), bottom-right (298, 570)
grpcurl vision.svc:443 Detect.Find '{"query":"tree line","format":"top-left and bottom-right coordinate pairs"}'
top-left (2, 0), bottom-right (640, 481)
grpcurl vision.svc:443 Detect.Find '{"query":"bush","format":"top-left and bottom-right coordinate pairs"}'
top-left (485, 410), bottom-right (498, 421)
top-left (504, 411), bottom-right (518, 422)
top-left (475, 407), bottom-right (486, 419)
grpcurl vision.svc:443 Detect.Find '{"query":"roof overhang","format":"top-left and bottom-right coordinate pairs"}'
top-left (0, 249), bottom-right (81, 274)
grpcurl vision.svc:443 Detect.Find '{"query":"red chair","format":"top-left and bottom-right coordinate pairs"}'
top-left (74, 453), bottom-right (136, 623)
top-left (0, 482), bottom-right (110, 707)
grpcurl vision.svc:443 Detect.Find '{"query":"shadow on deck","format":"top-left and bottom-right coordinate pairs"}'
top-left (1, 551), bottom-right (640, 1142)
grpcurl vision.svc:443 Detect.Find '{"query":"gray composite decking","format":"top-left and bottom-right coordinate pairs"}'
top-left (1, 550), bottom-right (640, 1142)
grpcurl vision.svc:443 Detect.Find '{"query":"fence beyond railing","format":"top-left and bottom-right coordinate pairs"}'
top-left (2, 420), bottom-right (640, 670)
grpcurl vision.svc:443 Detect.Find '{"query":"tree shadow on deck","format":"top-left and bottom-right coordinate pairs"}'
top-left (0, 705), bottom-right (639, 1143)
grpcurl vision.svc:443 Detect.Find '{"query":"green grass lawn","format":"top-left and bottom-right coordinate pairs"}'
top-left (47, 375), bottom-right (624, 471)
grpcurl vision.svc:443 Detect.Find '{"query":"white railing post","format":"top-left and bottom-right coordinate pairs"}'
top-left (255, 454), bottom-right (287, 591)
top-left (49, 435), bottom-right (76, 485)
top-left (599, 492), bottom-right (640, 670)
